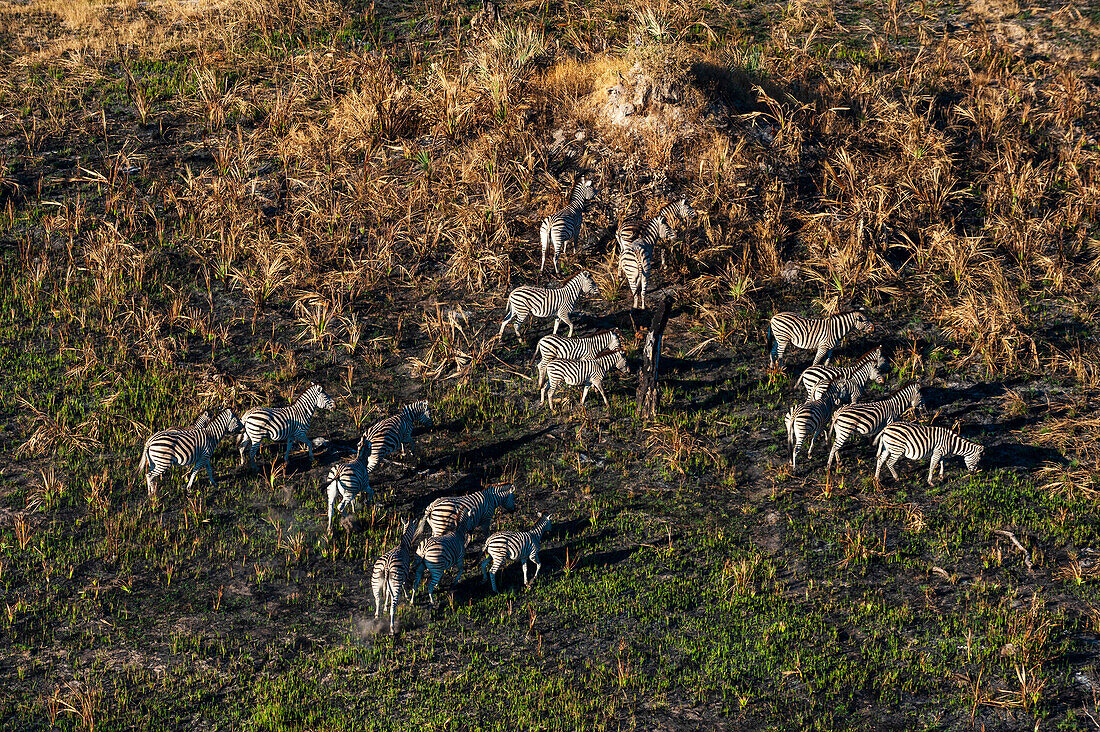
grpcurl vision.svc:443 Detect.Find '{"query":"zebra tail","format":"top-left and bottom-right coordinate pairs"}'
top-left (136, 444), bottom-right (150, 477)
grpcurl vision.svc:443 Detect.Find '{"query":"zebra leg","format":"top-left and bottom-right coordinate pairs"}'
top-left (530, 549), bottom-right (541, 583)
top-left (775, 339), bottom-right (788, 367)
top-left (306, 433), bottom-right (315, 462)
top-left (205, 459), bottom-right (217, 487)
top-left (827, 437), bottom-right (842, 471)
top-left (813, 345), bottom-right (829, 366)
top-left (327, 483), bottom-right (338, 532)
top-left (480, 556), bottom-right (492, 585)
top-left (389, 595), bottom-right (397, 635)
top-left (146, 470), bottom-right (157, 497)
top-left (559, 312), bottom-right (575, 338)
top-left (874, 449), bottom-right (886, 483)
top-left (886, 452), bottom-right (902, 481)
top-left (249, 442), bottom-right (260, 472)
top-left (595, 382), bottom-right (609, 407)
top-left (552, 317), bottom-right (561, 335)
top-left (580, 385), bottom-right (590, 406)
top-left (521, 559), bottom-right (529, 586)
top-left (427, 568), bottom-right (441, 606)
top-left (927, 450), bottom-right (942, 486)
top-left (185, 469), bottom-right (199, 492)
top-left (499, 308), bottom-right (514, 337)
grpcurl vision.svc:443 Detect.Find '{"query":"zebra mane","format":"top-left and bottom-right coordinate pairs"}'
top-left (852, 346), bottom-right (882, 365)
top-left (892, 380), bottom-right (919, 395)
top-left (562, 270), bottom-right (590, 286)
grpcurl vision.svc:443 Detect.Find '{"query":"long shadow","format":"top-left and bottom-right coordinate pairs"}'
top-left (426, 425), bottom-right (557, 472)
top-left (409, 473), bottom-right (484, 514)
top-left (984, 442), bottom-right (1067, 471)
top-left (922, 382), bottom-right (1009, 412)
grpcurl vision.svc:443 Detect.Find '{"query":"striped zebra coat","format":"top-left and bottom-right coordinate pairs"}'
top-left (420, 483), bottom-right (517, 538)
top-left (138, 408), bottom-right (243, 496)
top-left (363, 400), bottom-right (432, 472)
top-left (617, 198), bottom-right (696, 268)
top-left (798, 346), bottom-right (885, 403)
top-left (541, 348), bottom-right (630, 410)
top-left (618, 243), bottom-right (651, 310)
top-left (371, 517), bottom-right (422, 633)
top-left (767, 310), bottom-right (874, 368)
top-left (827, 381), bottom-right (922, 470)
top-left (325, 435), bottom-right (373, 532)
top-left (540, 178), bottom-right (597, 273)
top-left (500, 271), bottom-right (598, 339)
top-left (239, 383), bottom-right (335, 470)
top-left (535, 329), bottom-right (621, 390)
top-left (784, 381), bottom-right (846, 471)
top-left (875, 423), bottom-right (983, 486)
top-left (412, 512), bottom-right (473, 606)
top-left (480, 514), bottom-right (553, 593)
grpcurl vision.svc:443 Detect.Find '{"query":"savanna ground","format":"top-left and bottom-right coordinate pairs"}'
top-left (1, 0), bottom-right (1099, 728)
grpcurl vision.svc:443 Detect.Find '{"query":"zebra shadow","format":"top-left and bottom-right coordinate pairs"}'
top-left (426, 425), bottom-right (557, 473)
top-left (981, 442), bottom-right (1066, 471)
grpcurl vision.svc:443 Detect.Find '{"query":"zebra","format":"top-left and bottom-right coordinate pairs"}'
top-left (138, 408), bottom-right (244, 496)
top-left (324, 435), bottom-right (373, 532)
top-left (419, 483), bottom-right (517, 538)
top-left (534, 329), bottom-right (622, 391)
top-left (798, 346), bottom-right (885, 403)
top-left (826, 381), bottom-right (923, 470)
top-left (480, 513), bottom-right (553, 593)
top-left (363, 400), bottom-right (433, 472)
top-left (617, 198), bottom-right (696, 268)
top-left (541, 348), bottom-right (630, 410)
top-left (618, 243), bottom-right (651, 310)
top-left (499, 271), bottom-right (598, 339)
top-left (239, 383), bottom-right (335, 470)
top-left (412, 511), bottom-right (473, 606)
top-left (540, 177), bottom-right (597, 273)
top-left (874, 423), bottom-right (983, 486)
top-left (371, 516), bottom-right (422, 633)
top-left (766, 310), bottom-right (874, 368)
top-left (784, 381), bottom-right (847, 471)
top-left (616, 213), bottom-right (675, 255)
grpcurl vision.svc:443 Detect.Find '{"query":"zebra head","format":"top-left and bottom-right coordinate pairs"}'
top-left (498, 484), bottom-right (517, 513)
top-left (310, 383), bottom-right (336, 411)
top-left (607, 328), bottom-right (623, 350)
top-left (909, 385), bottom-right (924, 413)
top-left (354, 434), bottom-right (370, 459)
top-left (853, 311), bottom-right (874, 334)
top-left (575, 270), bottom-right (597, 296)
top-left (408, 400), bottom-right (432, 426)
top-left (678, 198), bottom-right (697, 219)
top-left (224, 409), bottom-right (245, 435)
top-left (537, 513), bottom-right (553, 536)
top-left (610, 349), bottom-right (630, 374)
top-left (964, 442), bottom-right (984, 473)
top-left (573, 177), bottom-right (597, 206)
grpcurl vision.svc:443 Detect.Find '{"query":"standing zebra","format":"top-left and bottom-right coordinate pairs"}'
top-left (325, 435), bottom-right (373, 532)
top-left (412, 511), bottom-right (473, 606)
top-left (875, 423), bottom-right (983, 486)
top-left (784, 381), bottom-right (846, 471)
top-left (767, 310), bottom-right (874, 368)
top-left (363, 400), bottom-right (433, 472)
top-left (138, 408), bottom-right (244, 496)
top-left (617, 198), bottom-right (696, 268)
top-left (371, 516), bottom-right (422, 633)
top-left (798, 346), bottom-right (885, 403)
top-left (618, 243), bottom-right (651, 310)
top-left (541, 348), bottom-right (630, 410)
top-left (499, 271), bottom-right (598, 339)
top-left (481, 513), bottom-right (553, 593)
top-left (827, 381), bottom-right (922, 470)
top-left (239, 383), bottom-right (335, 471)
top-left (420, 483), bottom-right (517, 538)
top-left (540, 177), bottom-right (597, 273)
top-left (534, 329), bottom-right (621, 390)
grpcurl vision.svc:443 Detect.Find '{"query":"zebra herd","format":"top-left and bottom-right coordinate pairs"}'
top-left (139, 391), bottom-right (550, 633)
top-left (773, 311), bottom-right (985, 484)
top-left (133, 183), bottom-right (994, 637)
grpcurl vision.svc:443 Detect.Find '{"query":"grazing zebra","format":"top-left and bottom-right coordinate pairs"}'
top-left (325, 435), bottom-right (373, 532)
top-left (618, 243), bottom-right (651, 309)
top-left (616, 213), bottom-right (675, 255)
top-left (371, 516), bottom-right (422, 633)
top-left (480, 513), bottom-right (553, 593)
top-left (420, 483), bottom-right (517, 538)
top-left (827, 381), bottom-right (923, 470)
top-left (784, 381), bottom-right (846, 470)
top-left (412, 512), bottom-right (473, 606)
top-left (540, 177), bottom-right (597, 273)
top-left (239, 383), bottom-right (335, 470)
top-left (798, 346), bottom-right (885, 403)
top-left (874, 423), bottom-right (983, 486)
top-left (617, 198), bottom-right (696, 268)
top-left (138, 408), bottom-right (244, 495)
top-left (499, 271), bottom-right (598, 339)
top-left (541, 348), bottom-right (630, 410)
top-left (363, 400), bottom-right (433, 472)
top-left (767, 310), bottom-right (874, 368)
top-left (535, 329), bottom-right (622, 390)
